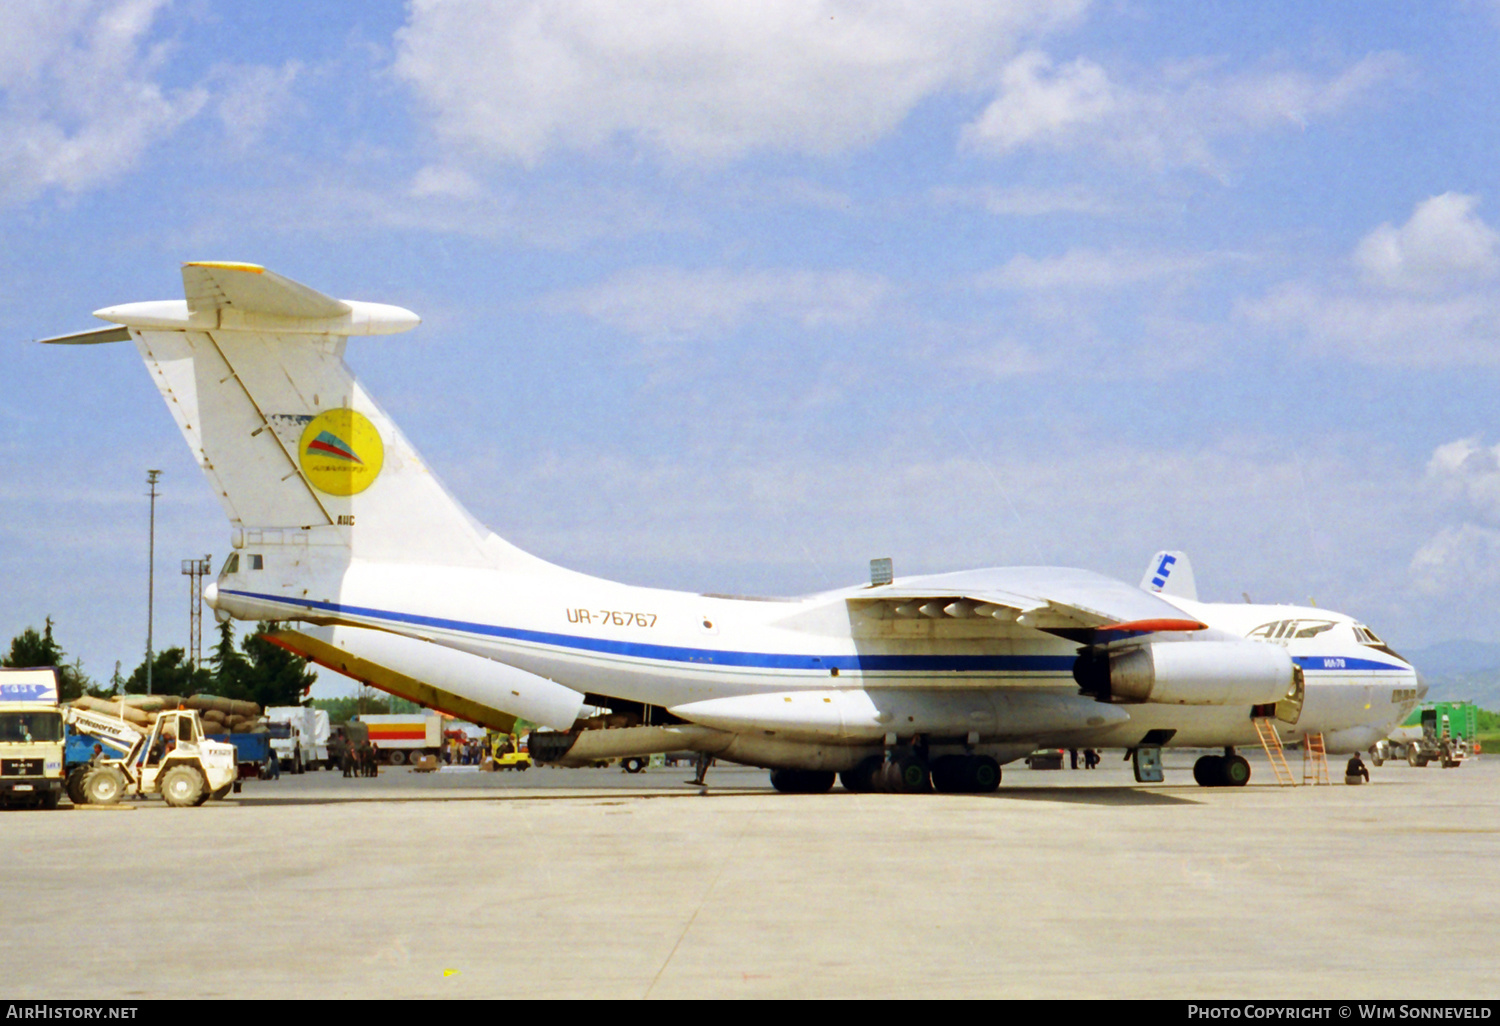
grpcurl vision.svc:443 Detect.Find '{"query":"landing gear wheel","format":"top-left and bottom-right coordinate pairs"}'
top-left (930, 756), bottom-right (962, 793)
top-left (769, 769), bottom-right (836, 793)
top-left (161, 765), bottom-right (206, 807)
top-left (1193, 755), bottom-right (1224, 786)
top-left (969, 756), bottom-right (1001, 793)
top-left (66, 767), bottom-right (90, 806)
top-left (82, 768), bottom-right (126, 806)
top-left (839, 756), bottom-right (882, 793)
top-left (622, 757), bottom-right (646, 774)
top-left (884, 755), bottom-right (930, 794)
top-left (1223, 755), bottom-right (1251, 787)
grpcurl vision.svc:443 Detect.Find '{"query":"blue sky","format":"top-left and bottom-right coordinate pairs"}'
top-left (3, 1), bottom-right (1499, 695)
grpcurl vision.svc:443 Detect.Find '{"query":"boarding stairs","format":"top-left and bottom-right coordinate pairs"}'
top-left (1302, 732), bottom-right (1331, 785)
top-left (1252, 718), bottom-right (1298, 787)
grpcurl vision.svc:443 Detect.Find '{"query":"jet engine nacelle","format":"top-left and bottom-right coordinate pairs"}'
top-left (1076, 640), bottom-right (1295, 706)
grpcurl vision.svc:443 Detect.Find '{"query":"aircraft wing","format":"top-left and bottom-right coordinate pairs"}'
top-left (847, 566), bottom-right (1207, 634)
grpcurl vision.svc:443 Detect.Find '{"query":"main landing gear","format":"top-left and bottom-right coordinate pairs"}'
top-left (1193, 748), bottom-right (1251, 787)
top-left (825, 753), bottom-right (1001, 794)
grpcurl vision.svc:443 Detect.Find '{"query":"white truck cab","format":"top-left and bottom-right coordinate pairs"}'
top-left (0, 668), bottom-right (65, 808)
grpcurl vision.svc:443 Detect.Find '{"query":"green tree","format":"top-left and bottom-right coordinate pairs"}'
top-left (93, 661), bottom-right (125, 699)
top-left (229, 622), bottom-right (317, 708)
top-left (3, 618), bottom-right (94, 701)
top-left (312, 695), bottom-right (390, 725)
top-left (124, 647), bottom-right (212, 696)
top-left (209, 619), bottom-right (249, 696)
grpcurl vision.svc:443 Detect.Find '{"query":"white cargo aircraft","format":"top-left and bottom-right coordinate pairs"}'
top-left (44, 263), bottom-right (1421, 792)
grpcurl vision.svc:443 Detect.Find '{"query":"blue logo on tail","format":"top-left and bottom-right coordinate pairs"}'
top-left (1150, 553), bottom-right (1177, 590)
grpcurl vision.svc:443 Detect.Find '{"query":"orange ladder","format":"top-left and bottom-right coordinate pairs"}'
top-left (1252, 718), bottom-right (1298, 786)
top-left (1303, 732), bottom-right (1331, 785)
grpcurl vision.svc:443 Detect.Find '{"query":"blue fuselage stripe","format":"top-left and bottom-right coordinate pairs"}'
top-left (224, 589), bottom-right (1075, 673)
top-left (224, 590), bottom-right (1412, 676)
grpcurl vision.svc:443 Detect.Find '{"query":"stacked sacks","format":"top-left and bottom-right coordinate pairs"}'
top-left (66, 694), bottom-right (267, 735)
top-left (184, 695), bottom-right (265, 735)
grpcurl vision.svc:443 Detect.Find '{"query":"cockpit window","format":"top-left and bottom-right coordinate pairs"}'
top-left (221, 553), bottom-right (239, 575)
top-left (1353, 623), bottom-right (1405, 661)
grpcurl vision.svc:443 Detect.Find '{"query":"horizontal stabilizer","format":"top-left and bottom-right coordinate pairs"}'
top-left (182, 262), bottom-right (350, 319)
top-left (36, 325), bottom-right (131, 345)
top-left (92, 261), bottom-right (420, 336)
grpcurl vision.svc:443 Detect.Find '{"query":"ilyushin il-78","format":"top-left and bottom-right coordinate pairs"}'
top-left (44, 263), bottom-right (1421, 792)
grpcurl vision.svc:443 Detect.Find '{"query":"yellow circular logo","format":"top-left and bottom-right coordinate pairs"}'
top-left (298, 409), bottom-right (384, 496)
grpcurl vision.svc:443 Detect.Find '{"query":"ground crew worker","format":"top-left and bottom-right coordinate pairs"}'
top-left (1345, 752), bottom-right (1370, 785)
top-left (341, 745), bottom-right (354, 778)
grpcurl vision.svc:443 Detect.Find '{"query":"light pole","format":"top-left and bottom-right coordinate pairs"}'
top-left (146, 469), bottom-right (161, 695)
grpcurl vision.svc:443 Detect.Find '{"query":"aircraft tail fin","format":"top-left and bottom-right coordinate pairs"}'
top-left (1140, 550), bottom-right (1197, 601)
top-left (52, 262), bottom-right (550, 573)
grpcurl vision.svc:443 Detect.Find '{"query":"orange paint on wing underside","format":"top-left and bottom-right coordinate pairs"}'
top-left (1098, 618), bottom-right (1208, 633)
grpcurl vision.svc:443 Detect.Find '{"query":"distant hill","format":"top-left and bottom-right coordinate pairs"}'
top-left (1402, 640), bottom-right (1500, 677)
top-left (1403, 641), bottom-right (1500, 710)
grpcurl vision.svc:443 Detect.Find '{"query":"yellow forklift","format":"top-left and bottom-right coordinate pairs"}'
top-left (486, 731), bottom-right (532, 771)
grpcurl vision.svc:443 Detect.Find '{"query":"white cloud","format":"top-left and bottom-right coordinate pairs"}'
top-left (964, 51), bottom-right (1115, 152)
top-left (1426, 437), bottom-right (1500, 522)
top-left (1410, 523), bottom-right (1500, 597)
top-left (949, 339), bottom-right (1049, 378)
top-left (978, 248), bottom-right (1213, 291)
top-left (1244, 283), bottom-right (1500, 367)
top-left (1353, 193), bottom-right (1499, 291)
top-left (0, 0), bottom-right (208, 204)
top-left (549, 266), bottom-right (892, 341)
top-left (931, 183), bottom-right (1113, 217)
top-left (1410, 438), bottom-right (1500, 601)
top-left (964, 50), bottom-right (1406, 174)
top-left (393, 0), bottom-right (1088, 165)
top-left (1242, 195), bottom-right (1500, 367)
top-left (410, 164), bottom-right (482, 201)
top-left (214, 61), bottom-right (302, 150)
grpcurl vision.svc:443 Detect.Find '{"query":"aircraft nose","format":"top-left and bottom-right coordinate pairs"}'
top-left (203, 581), bottom-right (219, 609)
